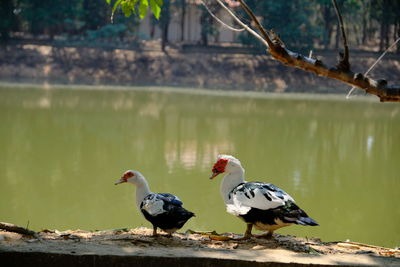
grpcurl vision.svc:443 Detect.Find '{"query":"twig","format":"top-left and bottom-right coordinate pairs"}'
top-left (347, 37), bottom-right (400, 98)
top-left (332, 0), bottom-right (350, 71)
top-left (200, 0), bottom-right (245, 32)
top-left (104, 237), bottom-right (154, 243)
top-left (344, 241), bottom-right (394, 251)
top-left (0, 222), bottom-right (37, 237)
top-left (214, 0), bottom-right (269, 47)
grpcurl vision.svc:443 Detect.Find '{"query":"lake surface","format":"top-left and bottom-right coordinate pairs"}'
top-left (0, 86), bottom-right (399, 248)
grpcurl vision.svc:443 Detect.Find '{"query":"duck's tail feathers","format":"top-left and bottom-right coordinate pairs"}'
top-left (296, 216), bottom-right (319, 226)
top-left (182, 208), bottom-right (195, 219)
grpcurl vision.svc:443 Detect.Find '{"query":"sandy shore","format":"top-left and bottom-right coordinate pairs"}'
top-left (1, 226), bottom-right (399, 266)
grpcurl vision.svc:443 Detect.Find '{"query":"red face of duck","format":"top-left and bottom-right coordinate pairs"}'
top-left (210, 158), bottom-right (228, 179)
top-left (115, 170), bottom-right (135, 185)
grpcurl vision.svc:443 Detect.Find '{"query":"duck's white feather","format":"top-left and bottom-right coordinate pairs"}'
top-left (141, 194), bottom-right (166, 216)
top-left (226, 183), bottom-right (295, 216)
top-left (140, 193), bottom-right (184, 216)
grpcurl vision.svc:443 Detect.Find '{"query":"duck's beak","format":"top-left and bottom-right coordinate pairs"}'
top-left (114, 177), bottom-right (126, 185)
top-left (209, 171), bottom-right (221, 179)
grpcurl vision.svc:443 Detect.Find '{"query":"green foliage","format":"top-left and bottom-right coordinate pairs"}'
top-left (17, 0), bottom-right (82, 36)
top-left (139, 0), bottom-right (149, 18)
top-left (370, 0), bottom-right (400, 23)
top-left (2, 0), bottom-right (399, 53)
top-left (149, 0), bottom-right (162, 19)
top-left (237, 0), bottom-right (399, 52)
top-left (107, 0), bottom-right (163, 20)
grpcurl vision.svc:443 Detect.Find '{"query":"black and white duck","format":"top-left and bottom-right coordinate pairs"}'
top-left (210, 155), bottom-right (318, 239)
top-left (115, 170), bottom-right (194, 236)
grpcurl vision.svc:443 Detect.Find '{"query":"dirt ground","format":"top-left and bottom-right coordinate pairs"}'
top-left (1, 42), bottom-right (400, 95)
top-left (1, 227), bottom-right (399, 266)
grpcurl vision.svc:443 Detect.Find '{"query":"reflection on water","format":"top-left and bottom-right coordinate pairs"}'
top-left (0, 87), bottom-right (399, 247)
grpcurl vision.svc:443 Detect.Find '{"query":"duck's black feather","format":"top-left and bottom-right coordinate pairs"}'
top-left (140, 193), bottom-right (194, 231)
top-left (240, 200), bottom-right (318, 226)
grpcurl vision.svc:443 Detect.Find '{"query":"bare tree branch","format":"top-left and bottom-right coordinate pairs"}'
top-left (347, 37), bottom-right (400, 98)
top-left (214, 0), bottom-right (269, 47)
top-left (200, 0), bottom-right (245, 32)
top-left (332, 0), bottom-right (350, 71)
top-left (237, 0), bottom-right (274, 48)
top-left (0, 222), bottom-right (37, 237)
top-left (213, 0), bottom-right (400, 102)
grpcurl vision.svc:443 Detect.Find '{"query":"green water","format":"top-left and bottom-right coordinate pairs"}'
top-left (0, 86), bottom-right (399, 248)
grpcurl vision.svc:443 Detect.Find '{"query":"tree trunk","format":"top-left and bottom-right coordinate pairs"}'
top-left (396, 1), bottom-right (400, 53)
top-left (200, 11), bottom-right (208, 46)
top-left (160, 0), bottom-right (171, 52)
top-left (322, 5), bottom-right (333, 49)
top-left (180, 0), bottom-right (186, 42)
top-left (0, 0), bottom-right (15, 43)
top-left (161, 22), bottom-right (169, 51)
top-left (335, 23), bottom-right (340, 49)
top-left (397, 22), bottom-right (400, 54)
top-left (150, 18), bottom-right (155, 39)
top-left (199, 4), bottom-right (219, 46)
top-left (82, 0), bottom-right (109, 31)
top-left (361, 5), bottom-right (367, 45)
top-left (385, 23), bottom-right (390, 50)
top-left (379, 21), bottom-right (385, 51)
top-left (379, 0), bottom-right (392, 51)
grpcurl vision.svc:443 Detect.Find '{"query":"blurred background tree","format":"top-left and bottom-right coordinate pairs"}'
top-left (0, 0), bottom-right (398, 52)
top-left (237, 0), bottom-right (319, 52)
top-left (199, 3), bottom-right (220, 46)
top-left (0, 0), bottom-right (16, 42)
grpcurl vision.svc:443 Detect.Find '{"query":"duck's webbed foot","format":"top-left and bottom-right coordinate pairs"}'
top-left (165, 232), bottom-right (173, 238)
top-left (152, 226), bottom-right (158, 237)
top-left (235, 224), bottom-right (253, 240)
top-left (254, 231), bottom-right (274, 239)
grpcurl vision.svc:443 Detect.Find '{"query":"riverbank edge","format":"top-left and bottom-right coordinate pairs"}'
top-left (1, 43), bottom-right (399, 98)
top-left (1, 239), bottom-right (399, 267)
top-left (1, 224), bottom-right (399, 267)
top-left (0, 82), bottom-right (379, 103)
top-left (0, 250), bottom-right (386, 267)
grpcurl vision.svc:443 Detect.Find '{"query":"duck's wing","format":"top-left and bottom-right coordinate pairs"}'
top-left (227, 182), bottom-right (295, 216)
top-left (158, 193), bottom-right (183, 206)
top-left (140, 193), bottom-right (194, 231)
top-left (140, 193), bottom-right (183, 216)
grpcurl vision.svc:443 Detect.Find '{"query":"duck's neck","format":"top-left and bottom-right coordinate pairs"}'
top-left (220, 168), bottom-right (245, 204)
top-left (129, 174), bottom-right (152, 209)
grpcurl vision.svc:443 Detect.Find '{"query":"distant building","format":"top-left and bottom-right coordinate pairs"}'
top-left (138, 0), bottom-right (240, 43)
